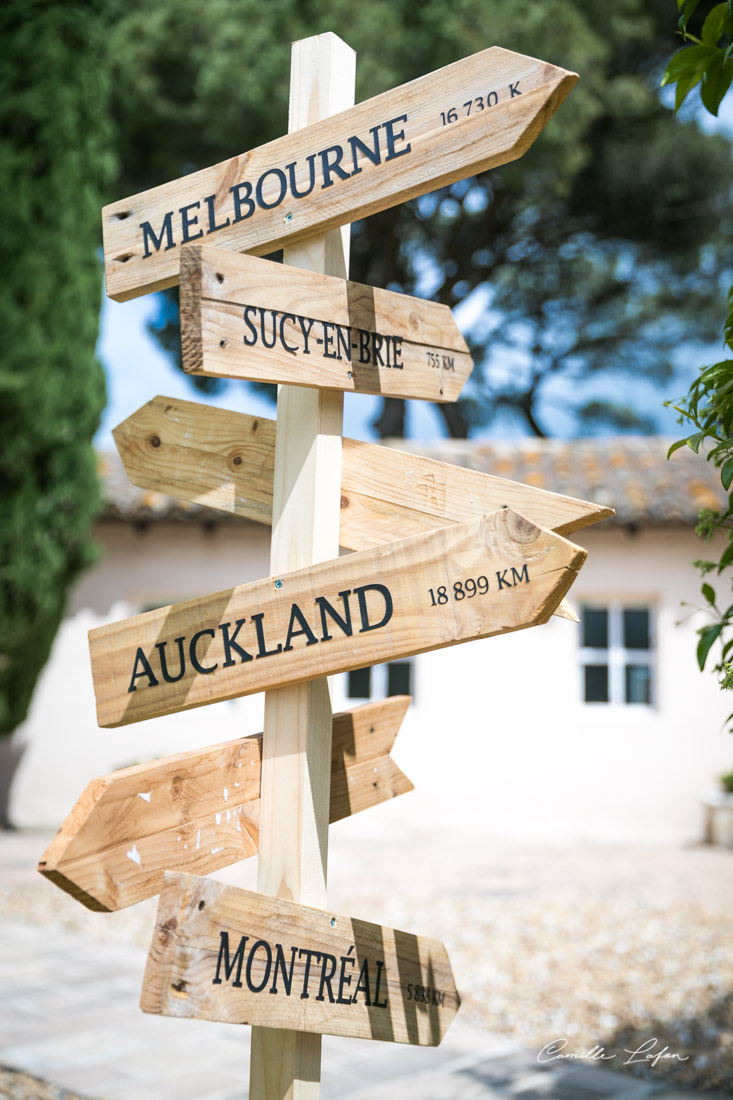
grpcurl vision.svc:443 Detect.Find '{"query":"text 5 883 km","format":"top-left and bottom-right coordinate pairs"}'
top-left (407, 983), bottom-right (445, 1007)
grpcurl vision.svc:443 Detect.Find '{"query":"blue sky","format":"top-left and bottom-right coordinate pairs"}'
top-left (95, 291), bottom-right (450, 448)
top-left (94, 95), bottom-right (733, 451)
top-left (93, 282), bottom-right (717, 449)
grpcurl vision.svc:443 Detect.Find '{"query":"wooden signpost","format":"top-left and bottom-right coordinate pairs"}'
top-left (38, 697), bottom-right (412, 912)
top-left (141, 873), bottom-right (460, 1046)
top-left (38, 28), bottom-right (593, 1100)
top-left (180, 246), bottom-right (473, 401)
top-left (89, 508), bottom-right (586, 728)
top-left (249, 38), bottom-right (356, 1093)
top-left (114, 396), bottom-right (613, 545)
top-left (102, 46), bottom-right (577, 301)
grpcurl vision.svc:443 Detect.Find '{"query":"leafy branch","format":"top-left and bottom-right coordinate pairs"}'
top-left (662, 1), bottom-right (733, 717)
top-left (661, 0), bottom-right (733, 114)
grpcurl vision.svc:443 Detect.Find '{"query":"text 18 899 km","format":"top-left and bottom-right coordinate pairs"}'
top-left (428, 564), bottom-right (530, 606)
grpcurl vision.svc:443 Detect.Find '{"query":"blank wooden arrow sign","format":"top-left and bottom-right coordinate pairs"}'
top-left (180, 246), bottom-right (472, 402)
top-left (38, 697), bottom-right (411, 913)
top-left (141, 873), bottom-right (460, 1045)
top-left (111, 398), bottom-right (600, 624)
top-left (89, 508), bottom-right (586, 728)
top-left (113, 396), bottom-right (613, 543)
top-left (103, 46), bottom-right (577, 301)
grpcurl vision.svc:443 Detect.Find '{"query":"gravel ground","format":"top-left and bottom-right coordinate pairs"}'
top-left (332, 839), bottom-right (733, 1093)
top-left (1, 830), bottom-right (732, 1095)
top-left (370, 893), bottom-right (733, 1092)
top-left (0, 1065), bottom-right (92, 1100)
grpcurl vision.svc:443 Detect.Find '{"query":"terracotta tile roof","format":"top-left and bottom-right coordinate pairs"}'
top-left (98, 436), bottom-right (727, 528)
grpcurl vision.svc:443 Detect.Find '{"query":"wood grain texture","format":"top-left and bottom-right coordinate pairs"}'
top-left (141, 873), bottom-right (460, 1045)
top-left (88, 508), bottom-right (587, 728)
top-left (38, 698), bottom-right (412, 913)
top-left (103, 46), bottom-right (577, 301)
top-left (250, 35), bottom-right (355, 1099)
top-left (112, 396), bottom-right (615, 542)
top-left (179, 245), bottom-right (472, 402)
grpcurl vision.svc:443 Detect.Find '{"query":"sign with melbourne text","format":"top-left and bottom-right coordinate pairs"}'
top-left (141, 873), bottom-right (460, 1044)
top-left (103, 47), bottom-right (577, 301)
top-left (180, 246), bottom-right (472, 402)
top-left (114, 396), bottom-right (614, 546)
top-left (88, 509), bottom-right (586, 728)
top-left (38, 697), bottom-right (412, 913)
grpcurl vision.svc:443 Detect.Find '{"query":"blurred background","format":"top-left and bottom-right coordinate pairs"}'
top-left (1, 1), bottom-right (732, 1098)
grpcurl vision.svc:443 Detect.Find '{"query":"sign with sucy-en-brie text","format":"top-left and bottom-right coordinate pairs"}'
top-left (113, 396), bottom-right (614, 547)
top-left (38, 697), bottom-right (412, 913)
top-left (103, 47), bottom-right (577, 301)
top-left (88, 509), bottom-right (586, 728)
top-left (180, 246), bottom-right (472, 402)
top-left (141, 873), bottom-right (460, 1045)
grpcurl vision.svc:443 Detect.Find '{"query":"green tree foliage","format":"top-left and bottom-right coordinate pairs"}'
top-left (0, 2), bottom-right (113, 738)
top-left (106, 0), bottom-right (733, 437)
top-left (662, 0), bottom-right (733, 718)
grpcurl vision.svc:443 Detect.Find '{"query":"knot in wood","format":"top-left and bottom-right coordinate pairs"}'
top-left (160, 916), bottom-right (178, 946)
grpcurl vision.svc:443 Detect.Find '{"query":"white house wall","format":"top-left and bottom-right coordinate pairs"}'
top-left (9, 519), bottom-right (733, 844)
top-left (334, 525), bottom-right (733, 845)
top-left (9, 521), bottom-right (271, 830)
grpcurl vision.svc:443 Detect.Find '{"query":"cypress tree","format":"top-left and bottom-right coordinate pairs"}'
top-left (0, 2), bottom-right (113, 737)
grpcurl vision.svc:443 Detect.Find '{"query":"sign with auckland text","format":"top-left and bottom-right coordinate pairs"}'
top-left (88, 509), bottom-right (586, 728)
top-left (180, 246), bottom-right (472, 402)
top-left (141, 873), bottom-right (460, 1045)
top-left (39, 697), bottom-right (412, 913)
top-left (103, 47), bottom-right (577, 301)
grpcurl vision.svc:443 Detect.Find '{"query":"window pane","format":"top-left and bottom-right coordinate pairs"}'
top-left (626, 664), bottom-right (651, 704)
top-left (582, 608), bottom-right (608, 648)
top-left (584, 664), bottom-right (609, 703)
top-left (624, 608), bottom-right (650, 650)
top-left (348, 667), bottom-right (371, 699)
top-left (387, 661), bottom-right (412, 698)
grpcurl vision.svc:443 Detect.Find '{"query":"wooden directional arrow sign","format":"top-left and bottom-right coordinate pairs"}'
top-left (113, 396), bottom-right (614, 544)
top-left (89, 508), bottom-right (586, 728)
top-left (103, 47), bottom-right (577, 301)
top-left (38, 698), bottom-right (411, 913)
top-left (141, 873), bottom-right (460, 1045)
top-left (180, 246), bottom-right (472, 402)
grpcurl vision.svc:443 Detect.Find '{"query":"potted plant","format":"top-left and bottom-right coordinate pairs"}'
top-left (704, 772), bottom-right (733, 847)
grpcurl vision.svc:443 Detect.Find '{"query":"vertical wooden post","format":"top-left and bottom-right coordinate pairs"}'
top-left (248, 33), bottom-right (356, 1100)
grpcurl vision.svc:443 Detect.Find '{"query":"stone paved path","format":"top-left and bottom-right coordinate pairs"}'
top-left (1, 829), bottom-right (730, 1099)
top-left (0, 914), bottom-right (709, 1100)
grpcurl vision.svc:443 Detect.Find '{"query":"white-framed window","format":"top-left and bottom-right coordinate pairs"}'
top-left (346, 660), bottom-right (414, 701)
top-left (579, 604), bottom-right (654, 705)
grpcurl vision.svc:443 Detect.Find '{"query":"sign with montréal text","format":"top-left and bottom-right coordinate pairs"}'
top-left (141, 873), bottom-right (460, 1044)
